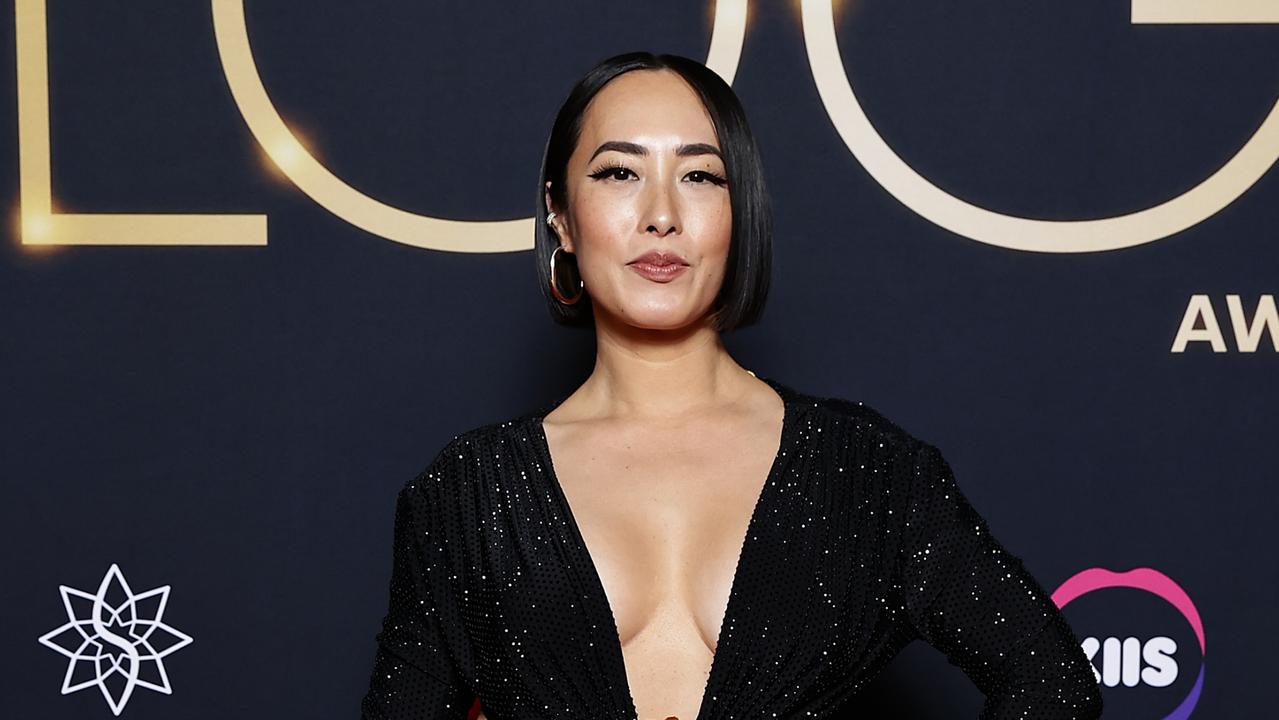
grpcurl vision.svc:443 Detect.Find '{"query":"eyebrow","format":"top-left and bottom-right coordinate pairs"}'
top-left (588, 140), bottom-right (722, 162)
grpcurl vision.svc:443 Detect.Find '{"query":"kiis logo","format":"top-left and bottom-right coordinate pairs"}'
top-left (1054, 567), bottom-right (1205, 720)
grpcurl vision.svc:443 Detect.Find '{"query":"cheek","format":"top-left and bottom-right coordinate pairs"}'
top-left (689, 195), bottom-right (733, 259)
top-left (570, 188), bottom-right (636, 253)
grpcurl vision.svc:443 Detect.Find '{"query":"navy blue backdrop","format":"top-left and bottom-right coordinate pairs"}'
top-left (3, 2), bottom-right (1276, 718)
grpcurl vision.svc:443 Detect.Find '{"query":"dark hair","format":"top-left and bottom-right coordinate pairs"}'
top-left (535, 51), bottom-right (772, 332)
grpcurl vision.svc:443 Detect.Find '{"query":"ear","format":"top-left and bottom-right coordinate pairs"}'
top-left (544, 181), bottom-right (575, 253)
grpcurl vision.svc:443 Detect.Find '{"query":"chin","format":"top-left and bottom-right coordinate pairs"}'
top-left (620, 308), bottom-right (704, 331)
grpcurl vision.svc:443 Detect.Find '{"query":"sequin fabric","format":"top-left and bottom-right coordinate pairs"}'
top-left (360, 376), bottom-right (1102, 719)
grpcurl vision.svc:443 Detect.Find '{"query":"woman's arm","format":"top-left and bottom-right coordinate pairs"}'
top-left (898, 440), bottom-right (1103, 719)
top-left (361, 442), bottom-right (476, 719)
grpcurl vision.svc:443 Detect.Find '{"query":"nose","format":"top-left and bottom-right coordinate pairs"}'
top-left (640, 177), bottom-right (681, 238)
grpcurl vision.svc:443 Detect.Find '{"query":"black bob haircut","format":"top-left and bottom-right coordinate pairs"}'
top-left (535, 51), bottom-right (772, 333)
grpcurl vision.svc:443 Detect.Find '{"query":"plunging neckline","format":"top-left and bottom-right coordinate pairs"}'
top-left (529, 375), bottom-right (795, 720)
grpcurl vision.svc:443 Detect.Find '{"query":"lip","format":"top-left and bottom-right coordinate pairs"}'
top-left (628, 249), bottom-right (689, 266)
top-left (628, 261), bottom-right (689, 283)
top-left (627, 250), bottom-right (690, 284)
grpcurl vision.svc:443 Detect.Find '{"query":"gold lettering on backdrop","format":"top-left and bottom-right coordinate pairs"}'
top-left (1132, 0), bottom-right (1279, 24)
top-left (1171, 295), bottom-right (1279, 352)
top-left (208, 0), bottom-right (748, 252)
top-left (15, 0), bottom-right (265, 246)
top-left (801, 0), bottom-right (1279, 252)
top-left (14, 1), bottom-right (1276, 252)
top-left (14, 0), bottom-right (746, 248)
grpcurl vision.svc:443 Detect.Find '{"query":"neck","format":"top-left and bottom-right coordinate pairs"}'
top-left (574, 307), bottom-right (751, 422)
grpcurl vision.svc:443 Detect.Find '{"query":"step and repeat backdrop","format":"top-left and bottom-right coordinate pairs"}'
top-left (3, 1), bottom-right (1276, 718)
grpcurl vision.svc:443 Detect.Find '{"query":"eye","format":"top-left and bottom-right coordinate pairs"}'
top-left (686, 170), bottom-right (728, 186)
top-left (588, 162), bottom-right (636, 182)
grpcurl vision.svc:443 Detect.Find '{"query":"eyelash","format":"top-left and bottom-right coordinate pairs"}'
top-left (587, 161), bottom-right (727, 187)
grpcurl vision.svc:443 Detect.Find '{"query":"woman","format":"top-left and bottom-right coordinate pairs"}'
top-left (361, 52), bottom-right (1102, 720)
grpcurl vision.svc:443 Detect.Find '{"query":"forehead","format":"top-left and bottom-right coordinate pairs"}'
top-left (578, 69), bottom-right (719, 149)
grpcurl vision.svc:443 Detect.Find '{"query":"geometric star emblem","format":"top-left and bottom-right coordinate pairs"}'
top-left (37, 564), bottom-right (193, 716)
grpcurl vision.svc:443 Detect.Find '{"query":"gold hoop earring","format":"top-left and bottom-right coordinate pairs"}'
top-left (549, 245), bottom-right (584, 305)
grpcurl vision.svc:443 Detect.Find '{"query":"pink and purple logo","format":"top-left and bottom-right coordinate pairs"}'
top-left (1054, 567), bottom-right (1204, 720)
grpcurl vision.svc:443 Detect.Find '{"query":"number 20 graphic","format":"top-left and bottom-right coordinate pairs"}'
top-left (14, 0), bottom-right (1279, 253)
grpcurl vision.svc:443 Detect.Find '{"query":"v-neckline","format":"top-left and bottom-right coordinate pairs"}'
top-left (528, 375), bottom-right (796, 720)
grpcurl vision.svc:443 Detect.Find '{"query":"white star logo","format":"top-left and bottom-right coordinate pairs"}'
top-left (37, 563), bottom-right (194, 716)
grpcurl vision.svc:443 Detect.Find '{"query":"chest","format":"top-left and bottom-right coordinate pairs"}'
top-left (548, 427), bottom-right (780, 651)
top-left (468, 414), bottom-right (911, 718)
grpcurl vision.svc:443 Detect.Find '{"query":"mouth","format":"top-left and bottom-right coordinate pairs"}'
top-left (628, 248), bottom-right (687, 264)
top-left (626, 253), bottom-right (690, 285)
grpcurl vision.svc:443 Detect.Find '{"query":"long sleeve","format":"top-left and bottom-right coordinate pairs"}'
top-left (361, 439), bottom-right (476, 719)
top-left (897, 440), bottom-right (1103, 719)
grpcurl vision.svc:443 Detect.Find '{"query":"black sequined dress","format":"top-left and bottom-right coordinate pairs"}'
top-left (360, 376), bottom-right (1102, 719)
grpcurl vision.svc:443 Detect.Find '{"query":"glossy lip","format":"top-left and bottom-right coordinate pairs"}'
top-left (627, 249), bottom-right (690, 283)
top-left (628, 262), bottom-right (689, 283)
top-left (627, 249), bottom-right (689, 267)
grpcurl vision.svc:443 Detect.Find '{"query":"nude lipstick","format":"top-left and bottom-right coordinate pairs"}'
top-left (627, 249), bottom-right (689, 283)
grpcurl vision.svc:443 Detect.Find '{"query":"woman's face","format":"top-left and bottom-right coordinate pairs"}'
top-left (547, 69), bottom-right (732, 331)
